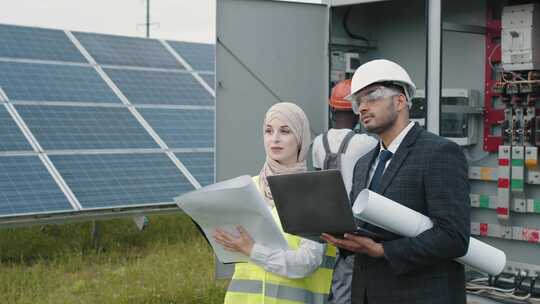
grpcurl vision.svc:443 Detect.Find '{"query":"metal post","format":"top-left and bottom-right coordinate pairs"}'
top-left (91, 220), bottom-right (102, 251)
top-left (426, 0), bottom-right (442, 135)
top-left (146, 0), bottom-right (150, 38)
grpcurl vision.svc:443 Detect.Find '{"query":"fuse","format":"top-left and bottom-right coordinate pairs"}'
top-left (513, 199), bottom-right (527, 213)
top-left (471, 222), bottom-right (481, 236)
top-left (480, 223), bottom-right (489, 237)
top-left (527, 199), bottom-right (540, 213)
top-left (521, 228), bottom-right (540, 243)
top-left (470, 194), bottom-right (480, 208)
top-left (487, 223), bottom-right (501, 238)
top-left (470, 194), bottom-right (496, 209)
top-left (500, 225), bottom-right (513, 239)
top-left (513, 226), bottom-right (523, 241)
top-left (511, 146), bottom-right (525, 192)
top-left (497, 146), bottom-right (511, 219)
top-left (525, 146), bottom-right (538, 169)
top-left (469, 167), bottom-right (497, 181)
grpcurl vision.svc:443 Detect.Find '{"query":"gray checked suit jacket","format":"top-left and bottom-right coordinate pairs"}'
top-left (349, 123), bottom-right (470, 304)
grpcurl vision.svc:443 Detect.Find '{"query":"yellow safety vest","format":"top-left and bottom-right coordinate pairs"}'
top-left (224, 176), bottom-right (337, 304)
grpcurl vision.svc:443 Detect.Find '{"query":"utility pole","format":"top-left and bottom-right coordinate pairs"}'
top-left (146, 0), bottom-right (150, 38)
top-left (137, 0), bottom-right (158, 39)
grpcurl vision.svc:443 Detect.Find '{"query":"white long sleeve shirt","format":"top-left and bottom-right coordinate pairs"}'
top-left (248, 207), bottom-right (325, 279)
top-left (312, 129), bottom-right (378, 194)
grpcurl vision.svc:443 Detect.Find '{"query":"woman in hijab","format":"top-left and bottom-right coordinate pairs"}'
top-left (213, 102), bottom-right (335, 304)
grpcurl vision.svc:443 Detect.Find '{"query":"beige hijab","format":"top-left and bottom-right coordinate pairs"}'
top-left (258, 102), bottom-right (311, 204)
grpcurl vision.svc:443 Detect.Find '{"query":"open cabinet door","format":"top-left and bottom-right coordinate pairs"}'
top-left (215, 0), bottom-right (329, 279)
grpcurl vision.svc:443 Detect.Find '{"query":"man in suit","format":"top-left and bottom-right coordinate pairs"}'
top-left (322, 59), bottom-right (470, 304)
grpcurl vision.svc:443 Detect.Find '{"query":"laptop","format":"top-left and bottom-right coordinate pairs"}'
top-left (267, 170), bottom-right (387, 242)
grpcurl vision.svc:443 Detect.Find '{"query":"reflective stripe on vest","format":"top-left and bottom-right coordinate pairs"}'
top-left (321, 253), bottom-right (337, 270)
top-left (228, 279), bottom-right (329, 304)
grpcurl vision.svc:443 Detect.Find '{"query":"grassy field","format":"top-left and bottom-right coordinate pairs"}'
top-left (0, 213), bottom-right (228, 304)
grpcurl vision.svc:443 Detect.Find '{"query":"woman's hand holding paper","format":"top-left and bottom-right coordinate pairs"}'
top-left (213, 226), bottom-right (255, 256)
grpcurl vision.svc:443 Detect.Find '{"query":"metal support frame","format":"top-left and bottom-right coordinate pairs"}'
top-left (426, 0), bottom-right (442, 135)
top-left (91, 220), bottom-right (102, 250)
top-left (442, 22), bottom-right (486, 35)
top-left (483, 6), bottom-right (504, 152)
top-left (0, 205), bottom-right (180, 229)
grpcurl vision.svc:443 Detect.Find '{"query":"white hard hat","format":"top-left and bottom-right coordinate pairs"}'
top-left (346, 59), bottom-right (416, 114)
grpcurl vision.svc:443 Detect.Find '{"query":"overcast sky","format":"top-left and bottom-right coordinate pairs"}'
top-left (0, 0), bottom-right (216, 43)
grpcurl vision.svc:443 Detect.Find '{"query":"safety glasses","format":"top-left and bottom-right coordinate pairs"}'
top-left (351, 86), bottom-right (399, 114)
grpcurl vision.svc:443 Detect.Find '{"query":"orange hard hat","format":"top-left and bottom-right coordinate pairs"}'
top-left (329, 79), bottom-right (353, 111)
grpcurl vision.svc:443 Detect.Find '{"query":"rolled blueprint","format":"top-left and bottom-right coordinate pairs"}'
top-left (352, 189), bottom-right (506, 275)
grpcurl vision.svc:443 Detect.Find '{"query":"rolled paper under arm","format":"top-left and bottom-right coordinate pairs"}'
top-left (352, 189), bottom-right (506, 276)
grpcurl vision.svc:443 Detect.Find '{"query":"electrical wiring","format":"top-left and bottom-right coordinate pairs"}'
top-left (342, 7), bottom-right (370, 45)
top-left (488, 43), bottom-right (528, 83)
top-left (467, 282), bottom-right (516, 293)
top-left (488, 43), bottom-right (502, 75)
top-left (466, 275), bottom-right (540, 303)
top-left (467, 288), bottom-right (530, 302)
top-left (463, 149), bottom-right (491, 164)
top-left (470, 277), bottom-right (490, 283)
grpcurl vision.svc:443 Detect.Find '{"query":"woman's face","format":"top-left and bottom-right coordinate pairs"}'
top-left (264, 118), bottom-right (299, 166)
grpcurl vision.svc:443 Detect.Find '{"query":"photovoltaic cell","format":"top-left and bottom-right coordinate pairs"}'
top-left (0, 62), bottom-right (121, 103)
top-left (16, 105), bottom-right (159, 150)
top-left (0, 24), bottom-right (86, 63)
top-left (105, 69), bottom-right (214, 106)
top-left (0, 106), bottom-right (32, 152)
top-left (138, 108), bottom-right (214, 148)
top-left (175, 152), bottom-right (214, 186)
top-left (0, 156), bottom-right (74, 216)
top-left (0, 23), bottom-right (217, 220)
top-left (49, 153), bottom-right (195, 209)
top-left (75, 32), bottom-right (184, 69)
top-left (167, 41), bottom-right (215, 71)
top-left (200, 73), bottom-right (215, 89)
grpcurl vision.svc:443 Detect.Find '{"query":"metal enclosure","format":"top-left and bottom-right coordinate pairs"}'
top-left (215, 0), bottom-right (329, 278)
top-left (216, 0), bottom-right (329, 181)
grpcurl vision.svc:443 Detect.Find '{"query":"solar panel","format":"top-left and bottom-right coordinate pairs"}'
top-left (75, 32), bottom-right (184, 69)
top-left (200, 73), bottom-right (215, 89)
top-left (0, 156), bottom-right (74, 216)
top-left (0, 62), bottom-right (121, 103)
top-left (175, 152), bottom-right (214, 186)
top-left (0, 105), bottom-right (33, 152)
top-left (0, 24), bottom-right (86, 63)
top-left (167, 41), bottom-right (215, 71)
top-left (0, 24), bottom-right (216, 222)
top-left (49, 153), bottom-right (195, 209)
top-left (105, 68), bottom-right (214, 106)
top-left (15, 105), bottom-right (159, 150)
top-left (138, 108), bottom-right (214, 148)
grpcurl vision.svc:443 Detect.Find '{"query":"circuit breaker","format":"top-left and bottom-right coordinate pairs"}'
top-left (411, 89), bottom-right (481, 146)
top-left (501, 3), bottom-right (540, 71)
top-left (330, 50), bottom-right (360, 87)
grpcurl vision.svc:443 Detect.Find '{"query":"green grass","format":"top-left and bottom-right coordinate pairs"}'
top-left (0, 214), bottom-right (228, 304)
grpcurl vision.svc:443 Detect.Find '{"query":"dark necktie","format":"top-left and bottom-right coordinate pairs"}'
top-left (368, 149), bottom-right (393, 193)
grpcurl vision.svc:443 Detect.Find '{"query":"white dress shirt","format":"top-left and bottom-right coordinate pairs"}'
top-left (248, 207), bottom-right (325, 279)
top-left (367, 121), bottom-right (415, 186)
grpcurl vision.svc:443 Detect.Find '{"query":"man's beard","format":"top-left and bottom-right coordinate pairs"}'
top-left (364, 110), bottom-right (398, 135)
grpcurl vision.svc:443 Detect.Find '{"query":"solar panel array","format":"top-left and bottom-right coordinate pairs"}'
top-left (0, 24), bottom-right (216, 221)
